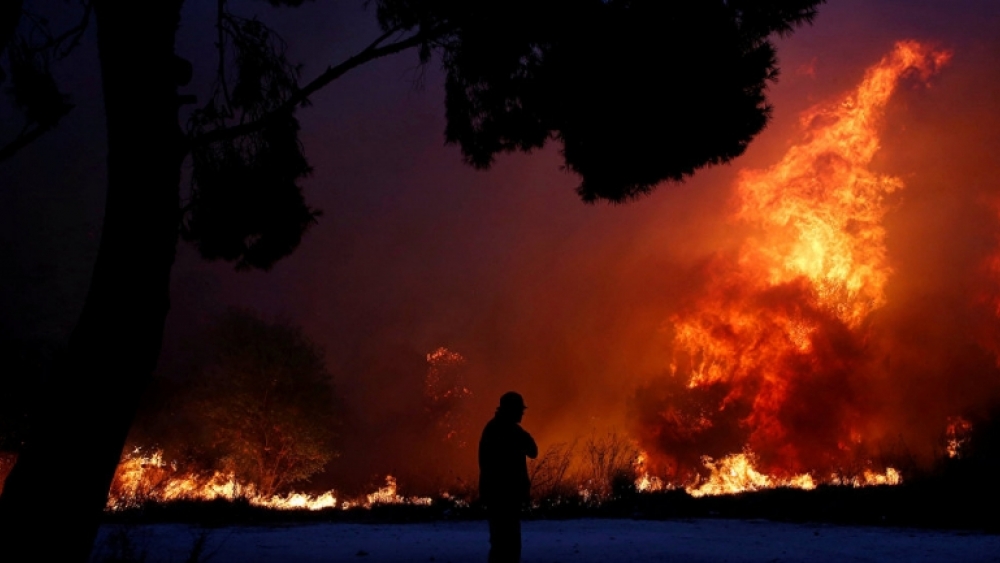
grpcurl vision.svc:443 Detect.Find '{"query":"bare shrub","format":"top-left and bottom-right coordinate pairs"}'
top-left (874, 434), bottom-right (918, 480)
top-left (529, 441), bottom-right (577, 503)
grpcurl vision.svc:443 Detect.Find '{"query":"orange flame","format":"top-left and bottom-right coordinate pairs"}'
top-left (648, 41), bottom-right (950, 484)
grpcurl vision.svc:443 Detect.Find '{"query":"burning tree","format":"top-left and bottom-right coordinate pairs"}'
top-left (423, 347), bottom-right (473, 448)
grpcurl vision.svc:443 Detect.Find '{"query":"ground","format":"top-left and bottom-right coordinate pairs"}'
top-left (91, 518), bottom-right (1000, 562)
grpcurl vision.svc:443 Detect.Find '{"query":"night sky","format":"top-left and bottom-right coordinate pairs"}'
top-left (2, 0), bottom-right (999, 489)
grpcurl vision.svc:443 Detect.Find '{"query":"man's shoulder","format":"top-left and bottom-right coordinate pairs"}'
top-left (482, 416), bottom-right (504, 434)
top-left (481, 416), bottom-right (519, 437)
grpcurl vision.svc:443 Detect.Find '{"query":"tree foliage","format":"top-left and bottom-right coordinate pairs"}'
top-left (377, 0), bottom-right (824, 202)
top-left (184, 14), bottom-right (319, 271)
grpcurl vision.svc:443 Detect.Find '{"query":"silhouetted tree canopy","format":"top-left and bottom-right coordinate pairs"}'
top-left (376, 0), bottom-right (824, 202)
top-left (183, 0), bottom-right (824, 271)
top-left (183, 14), bottom-right (319, 271)
top-left (1, 1), bottom-right (823, 266)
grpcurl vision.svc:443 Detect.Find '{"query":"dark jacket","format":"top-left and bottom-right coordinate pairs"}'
top-left (478, 414), bottom-right (538, 505)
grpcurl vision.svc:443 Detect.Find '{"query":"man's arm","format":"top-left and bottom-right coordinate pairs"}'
top-left (521, 427), bottom-right (538, 459)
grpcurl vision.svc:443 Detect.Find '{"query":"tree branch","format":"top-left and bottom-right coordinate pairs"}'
top-left (190, 27), bottom-right (436, 149)
top-left (215, 0), bottom-right (233, 112)
top-left (44, 1), bottom-right (93, 61)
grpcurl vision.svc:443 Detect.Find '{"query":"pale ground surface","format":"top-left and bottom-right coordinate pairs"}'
top-left (92, 518), bottom-right (1000, 563)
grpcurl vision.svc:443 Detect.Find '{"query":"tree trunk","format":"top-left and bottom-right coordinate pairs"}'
top-left (0, 1), bottom-right (185, 561)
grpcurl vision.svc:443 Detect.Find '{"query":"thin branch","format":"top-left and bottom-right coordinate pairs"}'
top-left (216, 0), bottom-right (232, 111)
top-left (191, 27), bottom-right (437, 149)
top-left (4, 1), bottom-right (90, 60)
top-left (0, 1), bottom-right (88, 163)
top-left (50, 1), bottom-right (93, 61)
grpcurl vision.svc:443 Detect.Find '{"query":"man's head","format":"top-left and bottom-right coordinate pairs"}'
top-left (497, 391), bottom-right (527, 422)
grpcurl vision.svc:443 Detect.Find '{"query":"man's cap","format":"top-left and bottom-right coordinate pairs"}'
top-left (499, 391), bottom-right (527, 411)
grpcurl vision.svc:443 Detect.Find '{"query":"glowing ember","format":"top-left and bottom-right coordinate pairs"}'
top-left (645, 40), bottom-right (951, 485)
top-left (945, 416), bottom-right (973, 459)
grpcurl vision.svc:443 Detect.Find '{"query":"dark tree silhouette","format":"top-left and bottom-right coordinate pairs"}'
top-left (0, 1), bottom-right (823, 560)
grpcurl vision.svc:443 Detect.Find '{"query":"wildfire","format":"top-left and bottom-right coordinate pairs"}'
top-left (648, 41), bottom-right (951, 483)
top-left (6, 42), bottom-right (963, 512)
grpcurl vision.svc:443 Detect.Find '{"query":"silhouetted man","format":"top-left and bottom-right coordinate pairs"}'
top-left (479, 391), bottom-right (538, 563)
